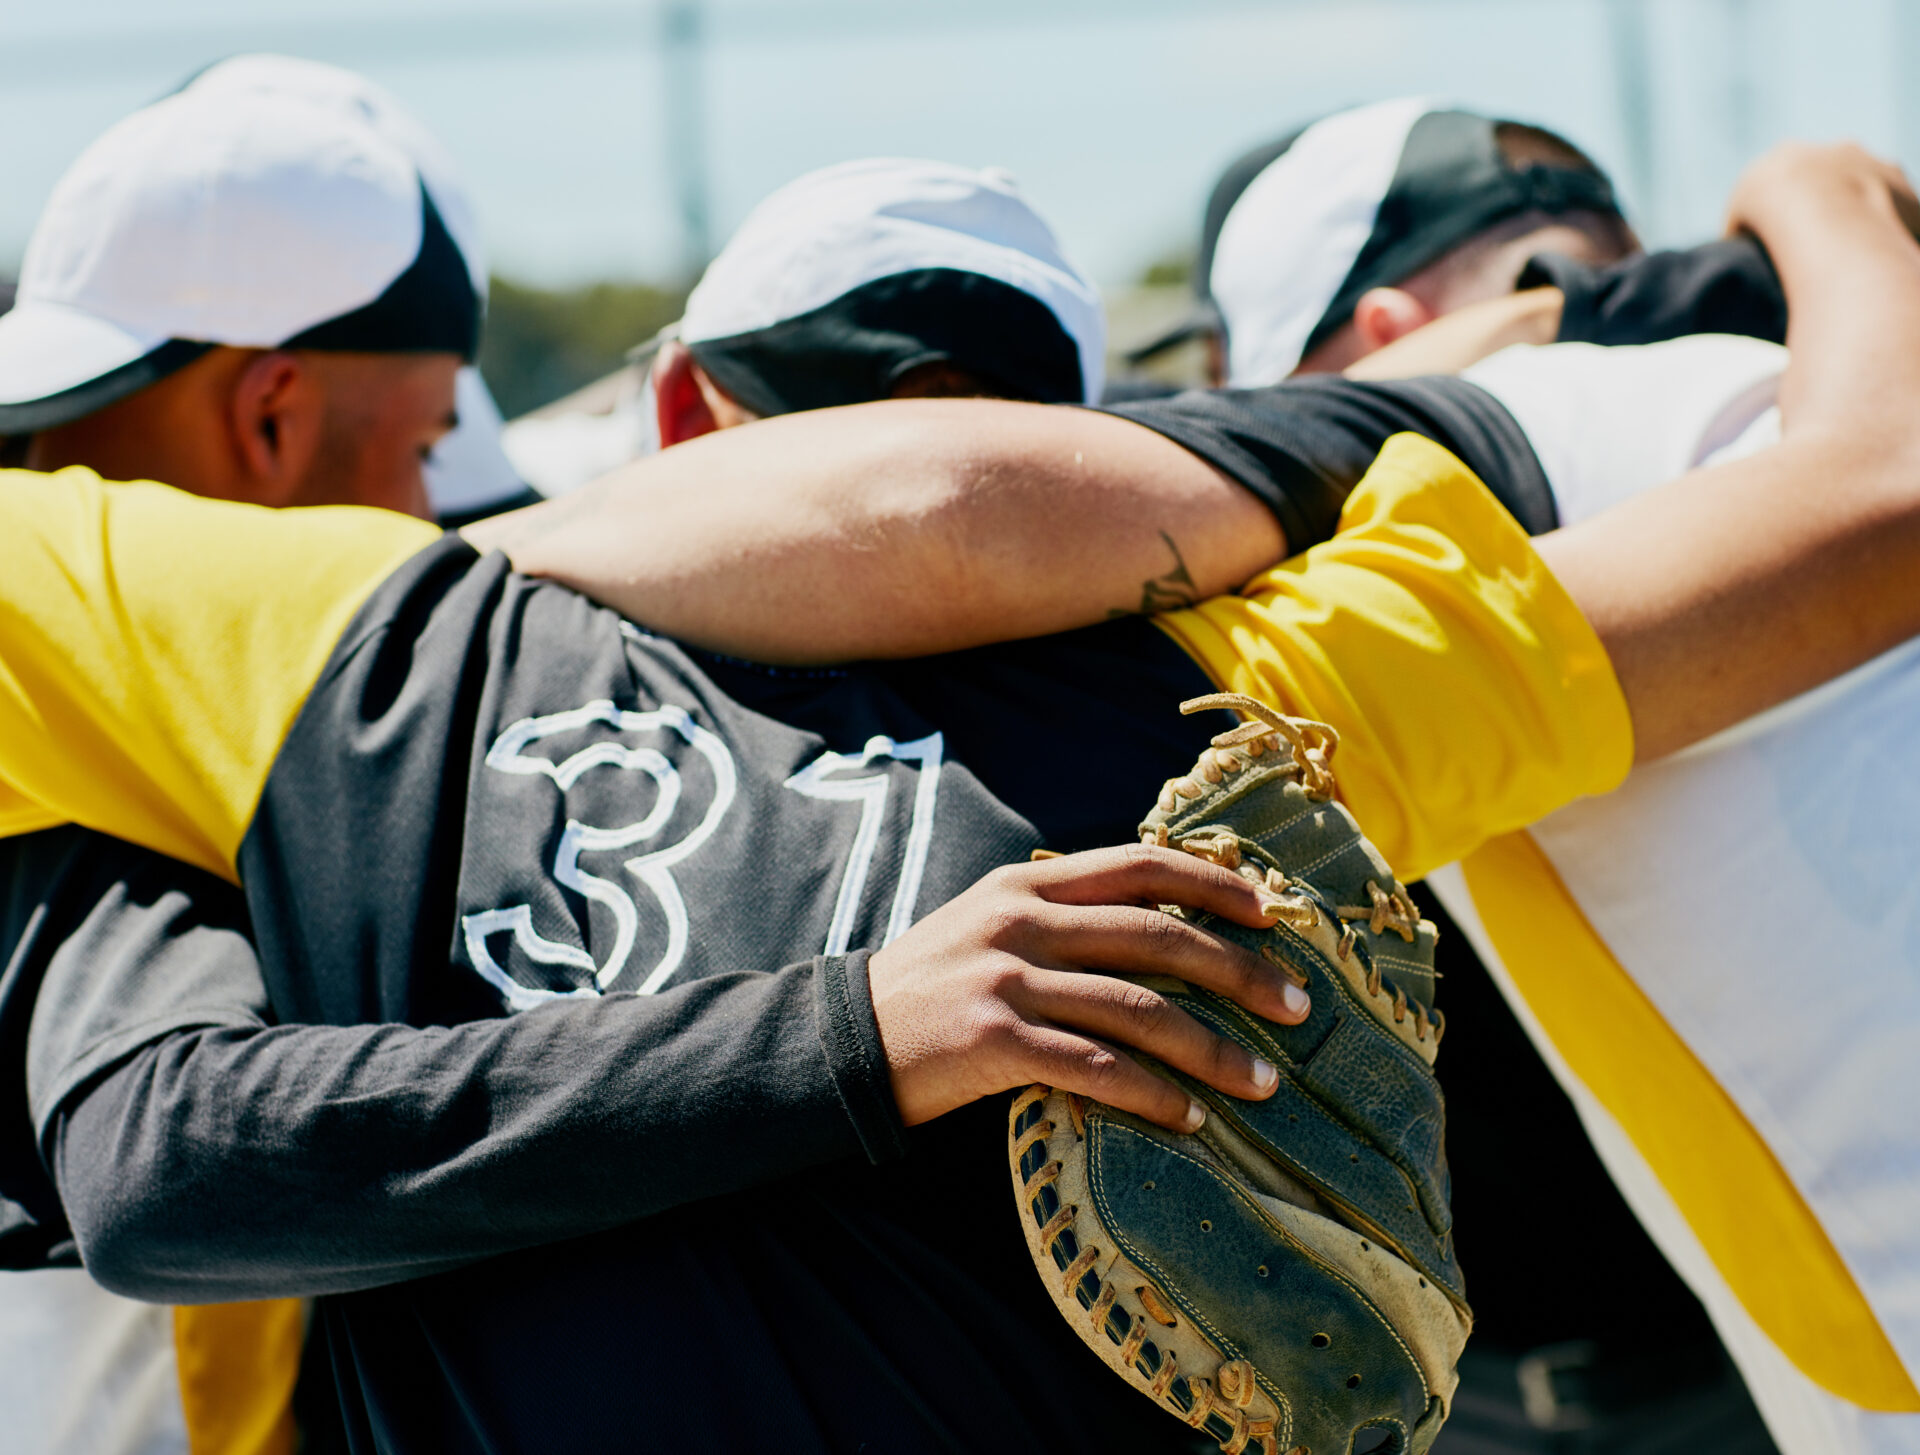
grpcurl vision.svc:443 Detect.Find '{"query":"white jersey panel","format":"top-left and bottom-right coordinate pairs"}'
top-left (1526, 640), bottom-right (1920, 1375)
top-left (1462, 334), bottom-right (1785, 527)
top-left (0, 1270), bottom-right (186, 1455)
top-left (1428, 865), bottom-right (1920, 1455)
top-left (1453, 336), bottom-right (1920, 1405)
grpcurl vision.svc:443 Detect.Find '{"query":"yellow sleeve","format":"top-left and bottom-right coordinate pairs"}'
top-left (0, 468), bottom-right (441, 881)
top-left (1154, 432), bottom-right (1632, 881)
top-left (173, 1300), bottom-right (303, 1455)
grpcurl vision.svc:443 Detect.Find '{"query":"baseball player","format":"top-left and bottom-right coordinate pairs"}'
top-left (1378, 159), bottom-right (1920, 1454)
top-left (1120, 98), bottom-right (1635, 395)
top-left (1167, 102), bottom-right (1912, 1450)
top-left (0, 96), bottom-right (1139, 1455)
top-left (1133, 98), bottom-right (1793, 1453)
top-left (0, 67), bottom-right (1109, 1455)
top-left (1, 139), bottom-right (1918, 1455)
top-left (501, 155), bottom-right (1104, 494)
top-left (0, 63), bottom-right (521, 1455)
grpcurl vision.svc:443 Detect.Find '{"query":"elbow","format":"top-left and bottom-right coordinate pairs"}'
top-left (79, 1250), bottom-right (171, 1306)
top-left (66, 1156), bottom-right (260, 1304)
top-left (45, 1072), bottom-right (215, 1303)
top-left (65, 1172), bottom-right (183, 1303)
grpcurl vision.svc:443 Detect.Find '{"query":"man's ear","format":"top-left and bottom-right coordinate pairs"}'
top-left (1350, 287), bottom-right (1439, 356)
top-left (228, 350), bottom-right (324, 505)
top-left (653, 340), bottom-right (726, 448)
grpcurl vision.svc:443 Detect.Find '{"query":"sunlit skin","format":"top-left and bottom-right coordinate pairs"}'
top-left (472, 147), bottom-right (1920, 767)
top-left (26, 346), bottom-right (461, 520)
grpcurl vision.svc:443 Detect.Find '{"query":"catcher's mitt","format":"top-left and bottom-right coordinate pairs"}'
top-left (1008, 693), bottom-right (1470, 1455)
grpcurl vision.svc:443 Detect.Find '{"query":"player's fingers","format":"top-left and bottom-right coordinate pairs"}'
top-left (1023, 842), bottom-right (1297, 932)
top-left (1009, 1023), bottom-right (1207, 1134)
top-left (1023, 969), bottom-right (1278, 1102)
top-left (1036, 902), bottom-right (1309, 1025)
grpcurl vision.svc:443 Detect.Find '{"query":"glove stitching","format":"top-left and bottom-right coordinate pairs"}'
top-left (1013, 1090), bottom-right (1285, 1453)
top-left (1202, 1084), bottom-right (1456, 1296)
top-left (1253, 919), bottom-right (1437, 1069)
top-left (1184, 993), bottom-right (1460, 1294)
top-left (1252, 833), bottom-right (1343, 878)
top-left (1092, 1117), bottom-right (1433, 1408)
top-left (1369, 953), bottom-right (1432, 978)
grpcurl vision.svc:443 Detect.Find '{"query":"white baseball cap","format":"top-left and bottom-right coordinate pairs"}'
top-left (1130, 99), bottom-right (1624, 386)
top-left (0, 78), bottom-right (479, 437)
top-left (181, 54), bottom-right (487, 297)
top-left (676, 158), bottom-right (1106, 412)
top-left (180, 55), bottom-right (529, 518)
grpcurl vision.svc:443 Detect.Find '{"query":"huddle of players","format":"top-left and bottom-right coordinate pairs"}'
top-left (1, 59), bottom-right (1916, 1455)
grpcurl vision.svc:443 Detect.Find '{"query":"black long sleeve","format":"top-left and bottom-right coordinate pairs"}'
top-left (1102, 372), bottom-right (1558, 545)
top-left (6, 827), bottom-right (901, 1303)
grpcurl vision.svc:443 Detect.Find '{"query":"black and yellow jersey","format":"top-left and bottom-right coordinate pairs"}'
top-left (0, 384), bottom-right (1629, 1450)
top-left (0, 432), bottom-right (1626, 1021)
top-left (0, 392), bottom-right (1619, 895)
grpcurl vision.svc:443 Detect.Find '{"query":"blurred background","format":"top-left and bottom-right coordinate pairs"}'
top-left (4, 0), bottom-right (1910, 417)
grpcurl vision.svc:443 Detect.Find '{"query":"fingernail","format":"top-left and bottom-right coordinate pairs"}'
top-left (1182, 1099), bottom-right (1207, 1133)
top-left (1281, 982), bottom-right (1311, 1020)
top-left (1250, 1058), bottom-right (1278, 1095)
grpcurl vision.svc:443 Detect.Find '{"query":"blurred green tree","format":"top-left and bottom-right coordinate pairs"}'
top-left (1138, 253), bottom-right (1194, 288)
top-left (479, 276), bottom-right (687, 419)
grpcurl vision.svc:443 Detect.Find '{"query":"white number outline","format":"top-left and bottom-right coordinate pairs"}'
top-left (460, 700), bottom-right (737, 1010)
top-left (784, 732), bottom-right (943, 955)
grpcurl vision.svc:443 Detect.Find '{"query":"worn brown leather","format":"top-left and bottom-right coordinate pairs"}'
top-left (1009, 694), bottom-right (1470, 1455)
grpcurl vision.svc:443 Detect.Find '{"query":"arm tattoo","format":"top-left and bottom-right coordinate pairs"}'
top-left (1110, 531), bottom-right (1199, 618)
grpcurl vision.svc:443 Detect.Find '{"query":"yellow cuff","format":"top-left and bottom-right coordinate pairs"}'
top-left (1156, 432), bottom-right (1631, 880)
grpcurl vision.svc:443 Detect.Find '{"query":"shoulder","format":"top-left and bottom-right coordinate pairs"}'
top-left (1104, 373), bottom-right (1551, 545)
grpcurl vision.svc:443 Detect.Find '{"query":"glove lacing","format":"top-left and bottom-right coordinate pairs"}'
top-left (1145, 694), bottom-right (1442, 1047)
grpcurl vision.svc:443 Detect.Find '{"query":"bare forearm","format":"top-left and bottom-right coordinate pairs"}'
top-left (1538, 430), bottom-right (1920, 760)
top-left (1343, 287), bottom-right (1564, 380)
top-left (1542, 147), bottom-right (1920, 761)
top-left (1731, 146), bottom-right (1920, 427)
top-left (467, 400), bottom-right (1281, 665)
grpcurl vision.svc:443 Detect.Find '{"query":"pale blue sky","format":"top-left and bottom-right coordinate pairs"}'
top-left (1, 0), bottom-right (1911, 287)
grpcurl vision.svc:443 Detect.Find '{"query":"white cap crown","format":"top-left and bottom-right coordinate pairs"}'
top-left (183, 54), bottom-right (488, 292)
top-left (19, 88), bottom-right (423, 356)
top-left (684, 157), bottom-right (1106, 404)
top-left (1211, 97), bottom-right (1437, 388)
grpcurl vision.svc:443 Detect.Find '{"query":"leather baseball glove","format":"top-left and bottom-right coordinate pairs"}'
top-left (1008, 693), bottom-right (1470, 1455)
